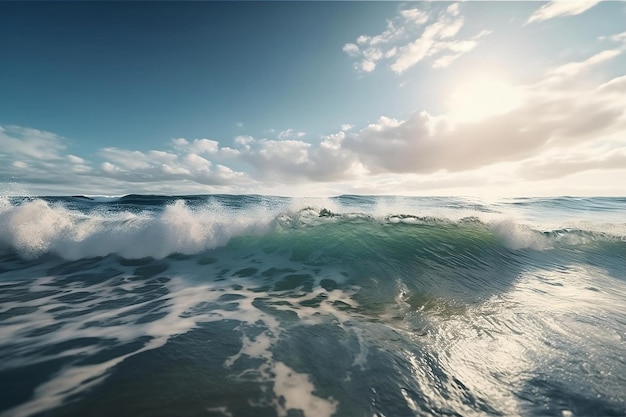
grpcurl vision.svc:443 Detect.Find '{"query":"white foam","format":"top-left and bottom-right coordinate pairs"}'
top-left (0, 251), bottom-right (355, 417)
top-left (0, 198), bottom-right (276, 259)
top-left (492, 219), bottom-right (551, 250)
top-left (273, 361), bottom-right (337, 417)
top-left (5, 337), bottom-right (166, 417)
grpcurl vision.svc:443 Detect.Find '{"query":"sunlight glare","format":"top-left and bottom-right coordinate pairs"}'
top-left (448, 74), bottom-right (523, 123)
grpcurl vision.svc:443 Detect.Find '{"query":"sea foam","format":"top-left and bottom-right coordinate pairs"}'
top-left (0, 197), bottom-right (274, 260)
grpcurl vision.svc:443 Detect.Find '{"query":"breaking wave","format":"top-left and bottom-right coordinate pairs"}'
top-left (0, 196), bottom-right (622, 260)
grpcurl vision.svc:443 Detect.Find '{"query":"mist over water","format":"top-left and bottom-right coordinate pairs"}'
top-left (0, 195), bottom-right (624, 417)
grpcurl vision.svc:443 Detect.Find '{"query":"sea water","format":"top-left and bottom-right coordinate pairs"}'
top-left (0, 195), bottom-right (624, 417)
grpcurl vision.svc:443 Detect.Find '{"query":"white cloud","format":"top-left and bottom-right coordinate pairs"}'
top-left (432, 54), bottom-right (462, 69)
top-left (526, 0), bottom-right (601, 24)
top-left (548, 49), bottom-right (622, 78)
top-left (344, 3), bottom-right (486, 74)
top-left (369, 20), bottom-right (403, 46)
top-left (446, 3), bottom-right (460, 17)
top-left (390, 38), bottom-right (433, 73)
top-left (172, 137), bottom-right (219, 154)
top-left (277, 129), bottom-right (306, 140)
top-left (183, 153), bottom-right (212, 170)
top-left (0, 126), bottom-right (101, 194)
top-left (194, 139), bottom-right (219, 154)
top-left (401, 8), bottom-right (429, 25)
top-left (260, 140), bottom-right (309, 163)
top-left (218, 147), bottom-right (241, 158)
top-left (429, 40), bottom-right (478, 68)
top-left (321, 131), bottom-right (345, 150)
top-left (101, 161), bottom-right (118, 174)
top-left (172, 138), bottom-right (187, 146)
top-left (0, 125), bottom-right (67, 160)
top-left (72, 164), bottom-right (92, 174)
top-left (391, 11), bottom-right (468, 73)
top-left (225, 132), bottom-right (360, 183)
top-left (236, 139), bottom-right (314, 182)
top-left (384, 47), bottom-right (398, 59)
top-left (598, 31), bottom-right (626, 53)
top-left (100, 148), bottom-right (153, 170)
top-left (67, 155), bottom-right (85, 164)
top-left (473, 29), bottom-right (492, 40)
top-left (0, 134), bottom-right (242, 194)
top-left (342, 43), bottom-right (360, 57)
top-left (609, 32), bottom-right (626, 43)
top-left (360, 60), bottom-right (376, 72)
top-left (96, 146), bottom-right (247, 187)
top-left (235, 135), bottom-right (254, 148)
top-left (363, 47), bottom-right (383, 62)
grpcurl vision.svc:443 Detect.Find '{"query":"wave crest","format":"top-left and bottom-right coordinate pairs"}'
top-left (0, 197), bottom-right (622, 260)
top-left (0, 198), bottom-right (273, 260)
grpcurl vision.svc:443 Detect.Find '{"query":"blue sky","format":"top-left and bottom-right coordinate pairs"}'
top-left (1, 1), bottom-right (625, 196)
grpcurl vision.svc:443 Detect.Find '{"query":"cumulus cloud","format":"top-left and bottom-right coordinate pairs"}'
top-left (277, 129), bottom-right (306, 140)
top-left (343, 3), bottom-right (486, 74)
top-left (526, 0), bottom-right (601, 24)
top-left (359, 60), bottom-right (376, 72)
top-left (342, 43), bottom-right (360, 57)
top-left (231, 134), bottom-right (360, 183)
top-left (401, 8), bottom-right (429, 26)
top-left (0, 127), bottom-right (253, 195)
top-left (97, 146), bottom-right (246, 186)
top-left (341, 124), bottom-right (354, 132)
top-left (234, 135), bottom-right (254, 149)
top-left (172, 137), bottom-right (219, 154)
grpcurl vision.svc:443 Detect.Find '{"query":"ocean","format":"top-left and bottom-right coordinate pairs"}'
top-left (0, 195), bottom-right (624, 417)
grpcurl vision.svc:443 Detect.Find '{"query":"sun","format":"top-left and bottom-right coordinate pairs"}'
top-left (447, 74), bottom-right (524, 123)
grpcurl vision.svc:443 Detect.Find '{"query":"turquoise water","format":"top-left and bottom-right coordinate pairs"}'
top-left (0, 195), bottom-right (624, 417)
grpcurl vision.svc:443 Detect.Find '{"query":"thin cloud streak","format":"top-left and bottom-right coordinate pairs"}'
top-left (526, 0), bottom-right (601, 24)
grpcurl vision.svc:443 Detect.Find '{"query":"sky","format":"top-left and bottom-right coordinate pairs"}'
top-left (1, 1), bottom-right (625, 197)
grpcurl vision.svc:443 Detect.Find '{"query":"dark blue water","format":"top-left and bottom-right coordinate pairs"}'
top-left (0, 195), bottom-right (624, 417)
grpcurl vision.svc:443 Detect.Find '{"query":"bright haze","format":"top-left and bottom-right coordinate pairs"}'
top-left (1, 1), bottom-right (625, 197)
